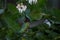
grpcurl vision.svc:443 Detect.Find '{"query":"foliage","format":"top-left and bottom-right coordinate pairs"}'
top-left (0, 0), bottom-right (60, 40)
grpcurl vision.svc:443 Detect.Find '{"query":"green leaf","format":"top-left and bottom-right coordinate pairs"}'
top-left (19, 22), bottom-right (29, 33)
top-left (7, 3), bottom-right (18, 14)
top-left (0, 9), bottom-right (4, 14)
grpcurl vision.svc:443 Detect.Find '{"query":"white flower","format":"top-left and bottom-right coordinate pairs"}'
top-left (44, 19), bottom-right (51, 27)
top-left (16, 3), bottom-right (27, 13)
top-left (26, 0), bottom-right (37, 5)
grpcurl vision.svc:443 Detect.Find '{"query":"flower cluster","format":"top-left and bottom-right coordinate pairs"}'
top-left (16, 0), bottom-right (37, 13)
top-left (26, 0), bottom-right (37, 5)
top-left (16, 3), bottom-right (27, 13)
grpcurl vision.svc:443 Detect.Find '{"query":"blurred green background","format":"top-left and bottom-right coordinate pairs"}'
top-left (0, 0), bottom-right (60, 40)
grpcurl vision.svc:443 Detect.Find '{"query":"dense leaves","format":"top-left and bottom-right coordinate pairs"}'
top-left (0, 0), bottom-right (60, 40)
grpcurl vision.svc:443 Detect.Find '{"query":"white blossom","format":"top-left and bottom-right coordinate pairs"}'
top-left (26, 0), bottom-right (37, 5)
top-left (16, 3), bottom-right (27, 13)
top-left (44, 19), bottom-right (51, 27)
